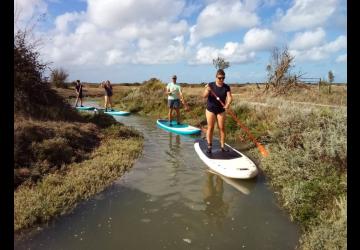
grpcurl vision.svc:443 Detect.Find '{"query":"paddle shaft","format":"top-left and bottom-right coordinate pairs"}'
top-left (207, 87), bottom-right (269, 157)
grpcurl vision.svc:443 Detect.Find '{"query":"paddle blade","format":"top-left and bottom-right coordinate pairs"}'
top-left (256, 142), bottom-right (269, 157)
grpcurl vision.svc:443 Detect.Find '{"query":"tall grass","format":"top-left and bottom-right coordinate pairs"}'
top-left (14, 112), bottom-right (118, 188)
top-left (14, 28), bottom-right (145, 234)
top-left (117, 78), bottom-right (167, 114)
top-left (253, 103), bottom-right (347, 249)
top-left (300, 195), bottom-right (346, 250)
top-left (14, 123), bottom-right (143, 231)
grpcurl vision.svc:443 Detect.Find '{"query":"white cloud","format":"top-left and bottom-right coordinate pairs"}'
top-left (14, 0), bottom-right (47, 30)
top-left (189, 1), bottom-right (260, 45)
top-left (289, 35), bottom-right (347, 61)
top-left (190, 27), bottom-right (275, 64)
top-left (105, 49), bottom-right (124, 65)
top-left (55, 12), bottom-right (84, 33)
top-left (336, 54), bottom-right (347, 63)
top-left (274, 0), bottom-right (337, 31)
top-left (134, 36), bottom-right (186, 64)
top-left (289, 28), bottom-right (326, 50)
top-left (181, 1), bottom-right (203, 18)
top-left (190, 42), bottom-right (256, 65)
top-left (87, 0), bottom-right (185, 29)
top-left (322, 35), bottom-right (347, 52)
top-left (243, 28), bottom-right (277, 50)
top-left (41, 0), bottom-right (190, 67)
top-left (189, 28), bottom-right (276, 64)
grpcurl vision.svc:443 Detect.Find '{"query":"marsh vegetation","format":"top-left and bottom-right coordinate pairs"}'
top-left (94, 78), bottom-right (347, 250)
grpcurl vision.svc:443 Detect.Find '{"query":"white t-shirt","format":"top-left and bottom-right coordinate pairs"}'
top-left (166, 82), bottom-right (182, 100)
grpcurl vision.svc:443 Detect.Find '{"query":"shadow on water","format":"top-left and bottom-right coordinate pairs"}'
top-left (15, 105), bottom-right (300, 250)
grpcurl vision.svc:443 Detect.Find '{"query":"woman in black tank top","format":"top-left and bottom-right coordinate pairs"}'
top-left (74, 80), bottom-right (84, 107)
top-left (101, 80), bottom-right (114, 111)
top-left (202, 69), bottom-right (233, 154)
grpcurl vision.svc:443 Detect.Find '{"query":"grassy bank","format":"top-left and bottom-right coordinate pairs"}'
top-left (15, 119), bottom-right (143, 231)
top-left (14, 30), bottom-right (145, 233)
top-left (106, 79), bottom-right (346, 249)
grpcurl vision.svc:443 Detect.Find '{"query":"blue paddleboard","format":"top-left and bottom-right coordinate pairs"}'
top-left (156, 119), bottom-right (201, 135)
top-left (76, 106), bottom-right (95, 110)
top-left (94, 108), bottom-right (131, 116)
top-left (104, 110), bottom-right (131, 116)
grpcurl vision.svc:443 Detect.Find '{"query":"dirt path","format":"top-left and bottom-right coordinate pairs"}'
top-left (231, 96), bottom-right (346, 109)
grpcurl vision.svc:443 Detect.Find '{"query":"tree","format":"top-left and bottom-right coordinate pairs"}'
top-left (264, 46), bottom-right (307, 94)
top-left (212, 56), bottom-right (230, 70)
top-left (327, 70), bottom-right (334, 93)
top-left (14, 30), bottom-right (48, 112)
top-left (50, 68), bottom-right (69, 88)
top-left (328, 70), bottom-right (334, 83)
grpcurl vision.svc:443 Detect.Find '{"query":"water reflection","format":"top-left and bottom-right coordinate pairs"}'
top-left (168, 133), bottom-right (181, 150)
top-left (212, 170), bottom-right (257, 195)
top-left (14, 111), bottom-right (300, 250)
top-left (202, 172), bottom-right (230, 228)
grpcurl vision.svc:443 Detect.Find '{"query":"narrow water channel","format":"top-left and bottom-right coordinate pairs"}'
top-left (15, 111), bottom-right (300, 250)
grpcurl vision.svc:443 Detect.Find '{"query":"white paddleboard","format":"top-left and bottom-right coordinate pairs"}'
top-left (194, 138), bottom-right (258, 179)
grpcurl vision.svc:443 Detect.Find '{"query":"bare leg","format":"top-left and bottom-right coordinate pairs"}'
top-left (104, 96), bottom-right (108, 110)
top-left (217, 112), bottom-right (226, 148)
top-left (108, 96), bottom-right (113, 109)
top-left (206, 109), bottom-right (216, 151)
top-left (175, 108), bottom-right (180, 124)
top-left (168, 108), bottom-right (173, 123)
top-left (75, 95), bottom-right (79, 107)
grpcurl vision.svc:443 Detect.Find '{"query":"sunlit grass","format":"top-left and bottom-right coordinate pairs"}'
top-left (14, 123), bottom-right (143, 231)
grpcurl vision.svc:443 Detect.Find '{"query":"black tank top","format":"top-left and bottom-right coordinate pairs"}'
top-left (207, 82), bottom-right (230, 109)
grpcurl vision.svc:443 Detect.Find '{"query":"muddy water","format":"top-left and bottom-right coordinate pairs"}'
top-left (15, 112), bottom-right (300, 250)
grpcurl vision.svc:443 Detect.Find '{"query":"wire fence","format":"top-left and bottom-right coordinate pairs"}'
top-left (298, 77), bottom-right (321, 85)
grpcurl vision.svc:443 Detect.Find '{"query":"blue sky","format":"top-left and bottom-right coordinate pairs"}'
top-left (14, 0), bottom-right (347, 83)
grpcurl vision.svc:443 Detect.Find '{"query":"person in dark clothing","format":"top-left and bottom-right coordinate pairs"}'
top-left (101, 80), bottom-right (113, 111)
top-left (202, 69), bottom-right (233, 153)
top-left (74, 80), bottom-right (84, 107)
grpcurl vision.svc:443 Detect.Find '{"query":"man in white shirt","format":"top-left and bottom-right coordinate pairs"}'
top-left (166, 75), bottom-right (184, 126)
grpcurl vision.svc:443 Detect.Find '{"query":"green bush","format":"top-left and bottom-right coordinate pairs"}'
top-left (32, 137), bottom-right (73, 166)
top-left (14, 30), bottom-right (80, 121)
top-left (50, 68), bottom-right (69, 88)
top-left (81, 112), bottom-right (117, 128)
top-left (258, 103), bottom-right (346, 249)
top-left (103, 124), bottom-right (143, 140)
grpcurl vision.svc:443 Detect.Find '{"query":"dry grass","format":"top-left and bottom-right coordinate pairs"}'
top-left (14, 123), bottom-right (143, 231)
top-left (248, 102), bottom-right (347, 250)
top-left (300, 195), bottom-right (347, 250)
top-left (14, 116), bottom-right (102, 188)
top-left (53, 84), bottom-right (137, 99)
top-left (54, 81), bottom-right (347, 249)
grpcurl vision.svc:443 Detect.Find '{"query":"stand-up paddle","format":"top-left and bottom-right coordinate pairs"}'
top-left (208, 88), bottom-right (269, 157)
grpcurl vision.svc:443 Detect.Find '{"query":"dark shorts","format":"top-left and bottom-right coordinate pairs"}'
top-left (78, 93), bottom-right (83, 98)
top-left (206, 106), bottom-right (225, 115)
top-left (105, 90), bottom-right (113, 97)
top-left (168, 99), bottom-right (180, 109)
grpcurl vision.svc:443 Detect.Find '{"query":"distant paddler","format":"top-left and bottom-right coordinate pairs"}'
top-left (165, 75), bottom-right (188, 126)
top-left (100, 80), bottom-right (114, 112)
top-left (74, 80), bottom-right (84, 107)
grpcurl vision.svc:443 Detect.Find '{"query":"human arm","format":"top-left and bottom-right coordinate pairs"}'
top-left (203, 83), bottom-right (211, 98)
top-left (223, 90), bottom-right (232, 109)
top-left (166, 84), bottom-right (171, 95)
top-left (179, 88), bottom-right (189, 111)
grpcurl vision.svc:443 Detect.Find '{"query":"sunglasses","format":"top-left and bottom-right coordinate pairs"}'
top-left (217, 76), bottom-right (225, 80)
